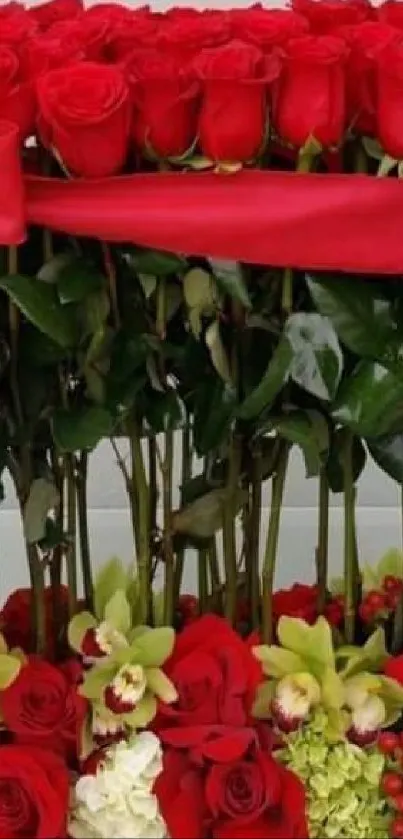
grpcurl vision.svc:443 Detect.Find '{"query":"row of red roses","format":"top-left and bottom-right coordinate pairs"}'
top-left (1, 1), bottom-right (403, 176)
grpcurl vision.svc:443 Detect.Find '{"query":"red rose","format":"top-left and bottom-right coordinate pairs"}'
top-left (37, 62), bottom-right (131, 177)
top-left (230, 7), bottom-right (308, 51)
top-left (0, 656), bottom-right (87, 765)
top-left (0, 7), bottom-right (38, 49)
top-left (292, 0), bottom-right (373, 33)
top-left (176, 594), bottom-right (200, 628)
top-left (156, 614), bottom-right (262, 732)
top-left (194, 40), bottom-right (279, 163)
top-left (104, 10), bottom-right (158, 61)
top-left (158, 9), bottom-right (231, 63)
top-left (125, 48), bottom-right (199, 158)
top-left (377, 41), bottom-right (403, 159)
top-left (336, 22), bottom-right (401, 136)
top-left (272, 35), bottom-right (347, 149)
top-left (0, 744), bottom-right (69, 839)
top-left (0, 585), bottom-right (69, 655)
top-left (384, 654), bottom-right (403, 684)
top-left (272, 583), bottom-right (343, 628)
top-left (155, 727), bottom-right (308, 839)
top-left (46, 16), bottom-right (107, 62)
top-left (378, 0), bottom-right (403, 29)
top-left (29, 0), bottom-right (83, 32)
top-left (0, 44), bottom-right (35, 139)
top-left (25, 31), bottom-right (84, 78)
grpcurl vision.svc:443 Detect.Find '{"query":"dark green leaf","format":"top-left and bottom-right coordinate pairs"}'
top-left (0, 274), bottom-right (77, 347)
top-left (368, 434), bottom-right (403, 484)
top-left (144, 389), bottom-right (185, 433)
top-left (19, 326), bottom-right (66, 367)
top-left (326, 429), bottom-right (367, 493)
top-left (24, 478), bottom-right (60, 545)
top-left (193, 380), bottom-right (236, 456)
top-left (38, 518), bottom-right (66, 551)
top-left (209, 260), bottom-right (252, 309)
top-left (56, 257), bottom-right (104, 304)
top-left (275, 410), bottom-right (329, 477)
top-left (307, 274), bottom-right (402, 364)
top-left (237, 337), bottom-right (292, 420)
top-left (122, 247), bottom-right (187, 276)
top-left (333, 361), bottom-right (403, 438)
top-left (80, 290), bottom-right (110, 337)
top-left (286, 312), bottom-right (343, 401)
top-left (52, 406), bottom-right (114, 451)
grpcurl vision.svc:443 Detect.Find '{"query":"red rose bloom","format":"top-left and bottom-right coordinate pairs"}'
top-left (0, 656), bottom-right (86, 765)
top-left (104, 10), bottom-right (158, 61)
top-left (336, 21), bottom-right (401, 135)
top-left (156, 614), bottom-right (262, 733)
top-left (176, 594), bottom-right (200, 628)
top-left (230, 7), bottom-right (308, 51)
top-left (293, 0), bottom-right (373, 33)
top-left (158, 9), bottom-right (231, 63)
top-left (125, 48), bottom-right (199, 159)
top-left (378, 0), bottom-right (403, 30)
top-left (384, 654), bottom-right (403, 684)
top-left (273, 34), bottom-right (348, 149)
top-left (272, 583), bottom-right (343, 627)
top-left (155, 727), bottom-right (308, 839)
top-left (0, 585), bottom-right (69, 656)
top-left (377, 41), bottom-right (403, 159)
top-left (0, 7), bottom-right (38, 49)
top-left (37, 61), bottom-right (131, 177)
top-left (194, 40), bottom-right (280, 163)
top-left (0, 745), bottom-right (69, 839)
top-left (25, 31), bottom-right (84, 78)
top-left (0, 44), bottom-right (35, 139)
top-left (29, 0), bottom-right (83, 32)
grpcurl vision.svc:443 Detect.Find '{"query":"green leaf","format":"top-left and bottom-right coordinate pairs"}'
top-left (253, 645), bottom-right (305, 678)
top-left (23, 478), bottom-right (60, 545)
top-left (193, 380), bottom-right (236, 456)
top-left (94, 558), bottom-right (128, 621)
top-left (0, 654), bottom-right (20, 689)
top-left (68, 611), bottom-right (97, 653)
top-left (326, 429), bottom-right (367, 493)
top-left (275, 410), bottom-right (329, 478)
top-left (332, 361), bottom-right (403, 438)
top-left (237, 337), bottom-right (292, 420)
top-left (146, 668), bottom-right (177, 703)
top-left (285, 312), bottom-right (343, 401)
top-left (56, 257), bottom-right (104, 304)
top-left (131, 627), bottom-right (175, 667)
top-left (172, 487), bottom-right (247, 539)
top-left (0, 274), bottom-right (77, 347)
top-left (145, 389), bottom-right (185, 433)
top-left (209, 260), bottom-right (252, 309)
top-left (123, 247), bottom-right (187, 276)
top-left (369, 433), bottom-right (403, 484)
top-left (307, 274), bottom-right (402, 364)
top-left (52, 406), bottom-right (114, 452)
top-left (104, 590), bottom-right (131, 635)
top-left (278, 616), bottom-right (335, 674)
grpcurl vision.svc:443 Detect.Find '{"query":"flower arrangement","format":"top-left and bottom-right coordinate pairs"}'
top-left (1, 0), bottom-right (403, 836)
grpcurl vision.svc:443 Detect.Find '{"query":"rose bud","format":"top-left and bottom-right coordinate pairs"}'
top-left (81, 621), bottom-right (128, 659)
top-left (0, 44), bottom-right (36, 140)
top-left (272, 672), bottom-right (321, 732)
top-left (104, 664), bottom-right (147, 715)
top-left (347, 695), bottom-right (386, 746)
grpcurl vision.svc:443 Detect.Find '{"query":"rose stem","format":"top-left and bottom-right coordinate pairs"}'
top-left (343, 431), bottom-right (356, 644)
top-left (162, 429), bottom-right (175, 625)
top-left (174, 423), bottom-right (192, 601)
top-left (129, 419), bottom-right (150, 625)
top-left (261, 442), bottom-right (289, 644)
top-left (207, 536), bottom-right (221, 609)
top-left (76, 451), bottom-right (93, 611)
top-left (249, 442), bottom-right (262, 629)
top-left (316, 469), bottom-right (329, 614)
top-left (392, 486), bottom-right (403, 653)
top-left (198, 545), bottom-right (209, 613)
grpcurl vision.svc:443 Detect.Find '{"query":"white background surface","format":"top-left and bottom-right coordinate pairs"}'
top-left (0, 0), bottom-right (396, 602)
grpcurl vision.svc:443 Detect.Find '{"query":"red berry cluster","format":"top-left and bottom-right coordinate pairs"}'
top-left (379, 732), bottom-right (403, 838)
top-left (359, 576), bottom-right (403, 626)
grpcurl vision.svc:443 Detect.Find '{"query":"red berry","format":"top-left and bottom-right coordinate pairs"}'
top-left (366, 590), bottom-right (387, 611)
top-left (384, 576), bottom-right (403, 593)
top-left (393, 795), bottom-right (403, 814)
top-left (378, 732), bottom-right (400, 755)
top-left (391, 816), bottom-right (403, 838)
top-left (359, 602), bottom-right (374, 624)
top-left (382, 772), bottom-right (403, 797)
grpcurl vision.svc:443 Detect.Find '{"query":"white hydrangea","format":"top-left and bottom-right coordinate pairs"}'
top-left (68, 732), bottom-right (167, 839)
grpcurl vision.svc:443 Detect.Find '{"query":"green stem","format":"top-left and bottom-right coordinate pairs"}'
top-left (76, 451), bottom-right (93, 611)
top-left (162, 430), bottom-right (175, 625)
top-left (281, 267), bottom-right (293, 316)
top-left (317, 469), bottom-right (329, 614)
top-left (222, 433), bottom-right (242, 624)
top-left (262, 444), bottom-right (289, 644)
top-left (101, 242), bottom-right (120, 330)
top-left (174, 423), bottom-right (192, 600)
top-left (207, 537), bottom-right (221, 608)
top-left (27, 543), bottom-right (46, 655)
top-left (148, 437), bottom-right (158, 552)
top-left (392, 486), bottom-right (403, 653)
top-left (249, 445), bottom-right (262, 629)
top-left (344, 432), bottom-right (356, 644)
top-left (198, 547), bottom-right (209, 613)
top-left (65, 454), bottom-right (77, 617)
top-left (129, 420), bottom-right (150, 625)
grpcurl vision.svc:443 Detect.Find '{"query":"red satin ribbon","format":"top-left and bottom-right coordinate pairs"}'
top-left (2, 121), bottom-right (403, 274)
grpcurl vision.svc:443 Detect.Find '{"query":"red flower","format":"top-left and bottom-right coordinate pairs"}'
top-left (124, 48), bottom-right (199, 159)
top-left (37, 61), bottom-right (131, 177)
top-left (0, 744), bottom-right (69, 839)
top-left (272, 35), bottom-right (348, 149)
top-left (29, 0), bottom-right (83, 32)
top-left (0, 585), bottom-right (69, 656)
top-left (0, 656), bottom-right (87, 765)
top-left (0, 44), bottom-right (35, 139)
top-left (0, 7), bottom-right (38, 49)
top-left (384, 654), bottom-right (403, 684)
top-left (377, 41), bottom-right (403, 159)
top-left (103, 10), bottom-right (158, 61)
top-left (272, 583), bottom-right (343, 627)
top-left (230, 7), bottom-right (308, 51)
top-left (155, 727), bottom-right (308, 839)
top-left (378, 1), bottom-right (403, 30)
top-left (155, 614), bottom-right (262, 733)
top-left (158, 9), bottom-right (231, 62)
top-left (292, 0), bottom-right (373, 33)
top-left (193, 40), bottom-right (280, 163)
top-left (177, 594), bottom-right (200, 628)
top-left (337, 21), bottom-right (402, 136)
top-left (25, 31), bottom-right (84, 78)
